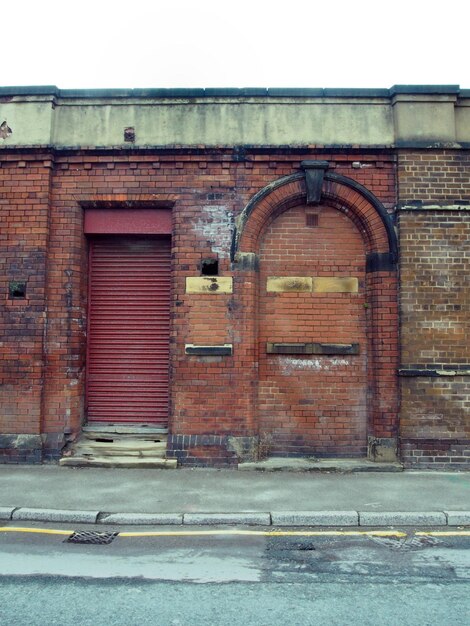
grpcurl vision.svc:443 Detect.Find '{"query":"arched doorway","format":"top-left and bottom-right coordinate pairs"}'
top-left (232, 163), bottom-right (399, 459)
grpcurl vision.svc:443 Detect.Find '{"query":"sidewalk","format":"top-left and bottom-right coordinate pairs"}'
top-left (0, 465), bottom-right (469, 526)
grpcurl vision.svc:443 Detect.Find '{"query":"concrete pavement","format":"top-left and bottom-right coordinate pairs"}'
top-left (0, 464), bottom-right (469, 526)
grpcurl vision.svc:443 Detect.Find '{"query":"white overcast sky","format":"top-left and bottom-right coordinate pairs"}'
top-left (2, 0), bottom-right (467, 89)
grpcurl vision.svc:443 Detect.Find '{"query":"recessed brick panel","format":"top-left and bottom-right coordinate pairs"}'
top-left (258, 204), bottom-right (368, 456)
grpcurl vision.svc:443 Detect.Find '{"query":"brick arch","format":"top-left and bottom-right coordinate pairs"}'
top-left (233, 169), bottom-right (399, 460)
top-left (231, 172), bottom-right (397, 263)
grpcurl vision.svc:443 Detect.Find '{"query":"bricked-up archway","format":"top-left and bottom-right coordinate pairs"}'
top-left (232, 171), bottom-right (397, 263)
top-left (232, 166), bottom-right (399, 460)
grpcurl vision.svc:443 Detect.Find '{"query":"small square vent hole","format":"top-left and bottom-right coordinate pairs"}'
top-left (306, 213), bottom-right (319, 228)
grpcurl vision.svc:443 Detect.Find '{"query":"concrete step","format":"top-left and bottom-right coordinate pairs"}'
top-left (75, 439), bottom-right (168, 450)
top-left (61, 428), bottom-right (176, 467)
top-left (73, 443), bottom-right (168, 458)
top-left (82, 424), bottom-right (168, 435)
top-left (59, 455), bottom-right (178, 469)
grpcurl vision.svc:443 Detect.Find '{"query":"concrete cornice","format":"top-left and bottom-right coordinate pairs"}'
top-left (1, 85), bottom-right (469, 148)
top-left (0, 84), bottom-right (464, 99)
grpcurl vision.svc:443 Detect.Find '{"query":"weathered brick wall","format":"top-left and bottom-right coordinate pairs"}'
top-left (398, 151), bottom-right (470, 203)
top-left (168, 153), bottom-right (397, 464)
top-left (0, 155), bottom-right (52, 462)
top-left (258, 205), bottom-right (368, 456)
top-left (1, 149), bottom-right (398, 465)
top-left (398, 149), bottom-right (470, 469)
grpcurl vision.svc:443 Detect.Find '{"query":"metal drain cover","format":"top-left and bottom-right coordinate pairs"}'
top-left (66, 530), bottom-right (118, 545)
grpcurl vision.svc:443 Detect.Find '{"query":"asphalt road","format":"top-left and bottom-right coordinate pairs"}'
top-left (0, 525), bottom-right (469, 625)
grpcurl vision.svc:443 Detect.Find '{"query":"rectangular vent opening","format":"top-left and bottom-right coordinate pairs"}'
top-left (306, 213), bottom-right (319, 228)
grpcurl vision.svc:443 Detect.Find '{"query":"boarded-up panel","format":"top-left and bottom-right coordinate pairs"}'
top-left (87, 237), bottom-right (171, 424)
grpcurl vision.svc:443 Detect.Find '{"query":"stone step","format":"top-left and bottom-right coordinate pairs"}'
top-left (73, 444), bottom-right (167, 458)
top-left (61, 429), bottom-right (175, 467)
top-left (82, 424), bottom-right (168, 435)
top-left (78, 437), bottom-right (166, 450)
top-left (59, 455), bottom-right (178, 469)
top-left (80, 433), bottom-right (168, 445)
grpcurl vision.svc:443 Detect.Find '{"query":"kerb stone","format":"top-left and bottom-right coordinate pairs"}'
top-left (271, 511), bottom-right (359, 526)
top-left (98, 513), bottom-right (183, 525)
top-left (12, 508), bottom-right (99, 524)
top-left (183, 512), bottom-right (271, 526)
top-left (0, 506), bottom-right (15, 520)
top-left (359, 511), bottom-right (447, 526)
top-left (445, 511), bottom-right (470, 526)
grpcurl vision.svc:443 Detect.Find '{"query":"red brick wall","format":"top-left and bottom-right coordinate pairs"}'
top-left (0, 155), bottom-right (52, 460)
top-left (258, 205), bottom-right (368, 456)
top-left (398, 149), bottom-right (470, 469)
top-left (1, 150), bottom-right (398, 465)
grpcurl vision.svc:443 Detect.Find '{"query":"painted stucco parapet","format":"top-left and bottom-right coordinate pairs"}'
top-left (1, 85), bottom-right (469, 147)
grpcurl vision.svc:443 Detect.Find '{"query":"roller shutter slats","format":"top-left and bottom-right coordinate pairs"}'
top-left (87, 237), bottom-right (171, 424)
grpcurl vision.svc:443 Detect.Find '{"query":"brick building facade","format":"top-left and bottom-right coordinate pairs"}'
top-left (1, 85), bottom-right (469, 468)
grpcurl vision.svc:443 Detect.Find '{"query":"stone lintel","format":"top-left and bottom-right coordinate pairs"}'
top-left (267, 276), bottom-right (358, 293)
top-left (185, 276), bottom-right (233, 294)
top-left (312, 277), bottom-right (358, 293)
top-left (267, 277), bottom-right (312, 292)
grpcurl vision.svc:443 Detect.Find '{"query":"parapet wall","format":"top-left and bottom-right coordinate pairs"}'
top-left (1, 85), bottom-right (469, 149)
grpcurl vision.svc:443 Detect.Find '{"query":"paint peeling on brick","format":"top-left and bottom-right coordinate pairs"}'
top-left (279, 357), bottom-right (351, 373)
top-left (193, 205), bottom-right (234, 257)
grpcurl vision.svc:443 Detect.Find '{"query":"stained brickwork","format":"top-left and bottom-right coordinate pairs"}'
top-left (2, 87), bottom-right (470, 469)
top-left (398, 151), bottom-right (470, 203)
top-left (0, 155), bottom-right (52, 462)
top-left (398, 148), bottom-right (470, 469)
top-left (258, 204), bottom-right (368, 456)
top-left (1, 142), bottom-right (467, 468)
top-left (399, 211), bottom-right (469, 368)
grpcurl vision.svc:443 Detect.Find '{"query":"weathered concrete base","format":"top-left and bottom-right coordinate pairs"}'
top-left (0, 434), bottom-right (43, 464)
top-left (368, 437), bottom-right (399, 462)
top-left (59, 456), bottom-right (177, 469)
top-left (239, 457), bottom-right (403, 472)
top-left (167, 434), bottom-right (258, 467)
top-left (59, 426), bottom-right (176, 468)
top-left (0, 433), bottom-right (66, 463)
top-left (42, 433), bottom-right (67, 461)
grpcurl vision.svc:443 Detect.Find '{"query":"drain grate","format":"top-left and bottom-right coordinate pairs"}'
top-left (65, 530), bottom-right (119, 545)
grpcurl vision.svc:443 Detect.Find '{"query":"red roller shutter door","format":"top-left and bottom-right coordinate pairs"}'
top-left (86, 237), bottom-right (171, 425)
